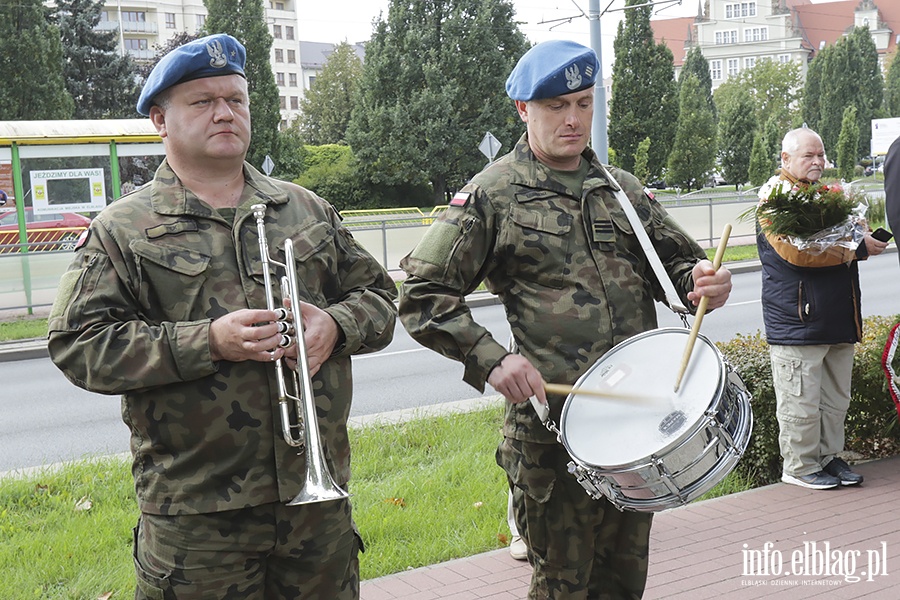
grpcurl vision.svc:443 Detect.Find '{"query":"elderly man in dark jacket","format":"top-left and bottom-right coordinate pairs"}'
top-left (758, 128), bottom-right (887, 490)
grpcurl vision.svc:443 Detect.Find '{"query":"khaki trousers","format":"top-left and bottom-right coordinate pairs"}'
top-left (769, 343), bottom-right (854, 477)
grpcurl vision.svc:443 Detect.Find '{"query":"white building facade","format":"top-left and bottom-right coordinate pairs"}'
top-left (652, 0), bottom-right (900, 91)
top-left (93, 0), bottom-right (309, 125)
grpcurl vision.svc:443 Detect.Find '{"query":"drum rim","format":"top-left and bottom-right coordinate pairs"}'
top-left (559, 327), bottom-right (727, 470)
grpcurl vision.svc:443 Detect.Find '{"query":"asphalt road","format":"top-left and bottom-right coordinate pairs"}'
top-left (1, 252), bottom-right (897, 474)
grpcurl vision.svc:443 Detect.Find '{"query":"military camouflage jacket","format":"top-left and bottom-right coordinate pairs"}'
top-left (48, 161), bottom-right (397, 515)
top-left (399, 134), bottom-right (705, 443)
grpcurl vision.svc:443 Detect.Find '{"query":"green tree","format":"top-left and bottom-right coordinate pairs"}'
top-left (760, 112), bottom-right (787, 175)
top-left (298, 42), bottom-right (363, 145)
top-left (56, 0), bottom-right (139, 119)
top-left (884, 50), bottom-right (900, 117)
top-left (801, 49), bottom-right (825, 130)
top-left (679, 46), bottom-right (715, 118)
top-left (609, 0), bottom-right (678, 177)
top-left (666, 74), bottom-right (716, 191)
top-left (204, 0), bottom-right (281, 170)
top-left (846, 26), bottom-right (883, 158)
top-left (717, 87), bottom-right (755, 188)
top-left (633, 137), bottom-right (651, 185)
top-left (713, 59), bottom-right (800, 136)
top-left (346, 0), bottom-right (530, 204)
top-left (272, 126), bottom-right (308, 182)
top-left (836, 105), bottom-right (859, 182)
top-left (0, 0), bottom-right (74, 119)
top-left (748, 131), bottom-right (772, 187)
top-left (816, 27), bottom-right (882, 161)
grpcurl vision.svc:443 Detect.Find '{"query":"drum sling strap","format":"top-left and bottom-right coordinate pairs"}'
top-left (598, 164), bottom-right (689, 316)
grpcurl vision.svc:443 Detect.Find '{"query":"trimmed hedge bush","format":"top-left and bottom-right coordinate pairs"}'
top-left (717, 314), bottom-right (900, 487)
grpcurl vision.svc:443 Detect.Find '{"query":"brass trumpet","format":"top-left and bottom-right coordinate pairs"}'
top-left (252, 203), bottom-right (349, 506)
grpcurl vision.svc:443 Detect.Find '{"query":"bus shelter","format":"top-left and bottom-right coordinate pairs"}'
top-left (0, 119), bottom-right (164, 314)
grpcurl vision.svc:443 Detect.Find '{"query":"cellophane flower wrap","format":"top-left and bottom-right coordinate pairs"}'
top-left (755, 175), bottom-right (867, 254)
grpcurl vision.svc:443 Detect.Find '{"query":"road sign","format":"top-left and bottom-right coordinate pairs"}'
top-left (478, 132), bottom-right (502, 162)
top-left (262, 155), bottom-right (275, 176)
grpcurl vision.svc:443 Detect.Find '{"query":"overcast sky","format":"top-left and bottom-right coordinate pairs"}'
top-left (295, 0), bottom-right (838, 78)
top-left (295, 0), bottom-right (701, 77)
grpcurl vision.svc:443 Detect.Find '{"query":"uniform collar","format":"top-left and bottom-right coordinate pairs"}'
top-left (510, 133), bottom-right (615, 193)
top-left (149, 160), bottom-right (290, 217)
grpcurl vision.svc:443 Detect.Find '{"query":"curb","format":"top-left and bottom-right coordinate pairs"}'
top-left (0, 338), bottom-right (50, 363)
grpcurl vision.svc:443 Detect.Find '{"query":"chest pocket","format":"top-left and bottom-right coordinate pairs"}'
top-left (590, 197), bottom-right (635, 248)
top-left (275, 220), bottom-right (336, 306)
top-left (507, 204), bottom-right (573, 289)
top-left (131, 240), bottom-right (211, 322)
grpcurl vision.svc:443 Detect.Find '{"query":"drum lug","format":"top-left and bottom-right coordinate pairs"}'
top-left (653, 455), bottom-right (689, 505)
top-left (567, 461), bottom-right (625, 511)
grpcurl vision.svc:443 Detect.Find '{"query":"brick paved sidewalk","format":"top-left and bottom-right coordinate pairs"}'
top-left (361, 455), bottom-right (900, 599)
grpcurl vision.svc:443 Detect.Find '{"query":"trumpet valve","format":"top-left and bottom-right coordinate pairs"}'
top-left (273, 307), bottom-right (290, 321)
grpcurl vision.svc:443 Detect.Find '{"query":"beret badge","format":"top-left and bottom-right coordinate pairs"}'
top-left (207, 40), bottom-right (228, 68)
top-left (565, 64), bottom-right (582, 91)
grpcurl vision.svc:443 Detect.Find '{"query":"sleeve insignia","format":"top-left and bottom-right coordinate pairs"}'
top-left (74, 229), bottom-right (91, 250)
top-left (450, 192), bottom-right (471, 207)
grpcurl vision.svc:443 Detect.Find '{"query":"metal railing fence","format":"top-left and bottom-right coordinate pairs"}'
top-left (3, 187), bottom-right (872, 315)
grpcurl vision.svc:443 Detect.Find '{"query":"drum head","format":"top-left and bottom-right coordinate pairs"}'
top-left (560, 328), bottom-right (723, 469)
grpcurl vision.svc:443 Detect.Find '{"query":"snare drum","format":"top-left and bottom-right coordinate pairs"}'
top-left (558, 328), bottom-right (752, 512)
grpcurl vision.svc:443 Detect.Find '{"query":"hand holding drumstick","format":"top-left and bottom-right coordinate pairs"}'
top-left (674, 224), bottom-right (733, 392)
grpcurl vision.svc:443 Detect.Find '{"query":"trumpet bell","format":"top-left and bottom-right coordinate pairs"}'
top-left (287, 480), bottom-right (350, 506)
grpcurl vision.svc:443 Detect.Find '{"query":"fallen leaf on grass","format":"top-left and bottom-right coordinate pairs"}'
top-left (384, 497), bottom-right (406, 507)
top-left (497, 533), bottom-right (510, 545)
top-left (97, 592), bottom-right (114, 600)
top-left (472, 501), bottom-right (483, 509)
top-left (75, 496), bottom-right (93, 512)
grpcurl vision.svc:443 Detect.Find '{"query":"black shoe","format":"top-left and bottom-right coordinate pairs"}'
top-left (782, 471), bottom-right (840, 490)
top-left (823, 457), bottom-right (864, 485)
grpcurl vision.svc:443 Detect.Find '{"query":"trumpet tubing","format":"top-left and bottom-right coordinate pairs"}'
top-left (251, 203), bottom-right (349, 505)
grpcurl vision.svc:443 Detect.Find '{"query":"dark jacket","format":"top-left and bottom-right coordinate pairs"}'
top-left (758, 228), bottom-right (865, 345)
top-left (885, 135), bottom-right (900, 267)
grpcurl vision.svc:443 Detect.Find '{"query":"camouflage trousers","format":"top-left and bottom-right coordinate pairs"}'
top-left (132, 498), bottom-right (360, 600)
top-left (497, 437), bottom-right (653, 599)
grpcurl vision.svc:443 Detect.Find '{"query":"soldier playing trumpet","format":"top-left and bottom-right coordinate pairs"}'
top-left (48, 34), bottom-right (396, 600)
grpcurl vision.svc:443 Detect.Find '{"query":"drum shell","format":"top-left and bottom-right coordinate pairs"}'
top-left (559, 328), bottom-right (752, 511)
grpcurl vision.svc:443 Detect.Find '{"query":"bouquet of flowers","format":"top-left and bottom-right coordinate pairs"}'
top-left (753, 176), bottom-right (868, 254)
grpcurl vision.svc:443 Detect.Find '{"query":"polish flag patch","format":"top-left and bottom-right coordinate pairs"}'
top-left (74, 229), bottom-right (91, 250)
top-left (450, 192), bottom-right (471, 207)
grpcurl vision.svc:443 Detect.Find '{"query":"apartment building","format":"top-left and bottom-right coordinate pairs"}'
top-left (94, 0), bottom-right (309, 124)
top-left (651, 0), bottom-right (900, 89)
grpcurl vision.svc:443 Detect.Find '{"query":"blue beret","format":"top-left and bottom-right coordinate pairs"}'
top-left (137, 33), bottom-right (246, 116)
top-left (506, 40), bottom-right (599, 102)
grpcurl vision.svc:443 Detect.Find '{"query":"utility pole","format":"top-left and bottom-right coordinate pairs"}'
top-left (543, 0), bottom-right (683, 164)
top-left (588, 0), bottom-right (607, 162)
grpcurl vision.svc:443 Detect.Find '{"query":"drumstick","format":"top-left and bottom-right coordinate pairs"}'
top-left (543, 382), bottom-right (657, 403)
top-left (673, 223), bottom-right (732, 392)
